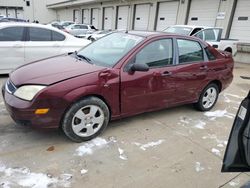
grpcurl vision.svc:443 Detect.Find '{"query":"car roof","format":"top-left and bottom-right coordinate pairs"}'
top-left (168, 25), bottom-right (211, 29)
top-left (124, 30), bottom-right (183, 38)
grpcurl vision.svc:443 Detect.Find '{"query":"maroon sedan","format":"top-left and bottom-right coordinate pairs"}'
top-left (2, 31), bottom-right (233, 142)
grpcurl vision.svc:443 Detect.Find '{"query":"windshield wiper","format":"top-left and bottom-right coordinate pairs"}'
top-left (73, 51), bottom-right (93, 64)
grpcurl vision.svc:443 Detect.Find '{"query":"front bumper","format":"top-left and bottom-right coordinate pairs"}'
top-left (2, 84), bottom-right (64, 129)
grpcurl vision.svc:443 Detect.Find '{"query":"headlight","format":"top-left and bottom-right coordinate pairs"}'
top-left (14, 85), bottom-right (46, 101)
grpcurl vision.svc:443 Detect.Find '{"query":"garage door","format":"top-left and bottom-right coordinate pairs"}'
top-left (73, 9), bottom-right (81, 23)
top-left (16, 9), bottom-right (24, 19)
top-left (103, 7), bottom-right (113, 30)
top-left (134, 4), bottom-right (151, 30)
top-left (91, 8), bottom-right (99, 29)
top-left (7, 8), bottom-right (16, 18)
top-left (230, 0), bottom-right (250, 42)
top-left (82, 9), bottom-right (89, 24)
top-left (117, 6), bottom-right (129, 30)
top-left (0, 8), bottom-right (6, 16)
top-left (156, 1), bottom-right (179, 31)
top-left (188, 0), bottom-right (220, 26)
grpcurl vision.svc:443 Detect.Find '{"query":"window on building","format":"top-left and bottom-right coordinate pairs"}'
top-left (26, 1), bottom-right (30, 6)
top-left (0, 27), bottom-right (24, 41)
top-left (177, 39), bottom-right (203, 64)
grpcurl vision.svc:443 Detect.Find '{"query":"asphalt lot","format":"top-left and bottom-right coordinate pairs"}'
top-left (0, 62), bottom-right (250, 188)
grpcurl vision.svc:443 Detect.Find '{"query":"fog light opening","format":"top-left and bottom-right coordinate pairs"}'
top-left (35, 108), bottom-right (49, 115)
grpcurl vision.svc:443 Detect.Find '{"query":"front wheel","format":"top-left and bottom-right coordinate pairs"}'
top-left (194, 83), bottom-right (219, 111)
top-left (62, 97), bottom-right (110, 142)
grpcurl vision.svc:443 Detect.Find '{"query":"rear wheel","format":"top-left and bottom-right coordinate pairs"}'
top-left (62, 97), bottom-right (110, 142)
top-left (194, 83), bottom-right (219, 111)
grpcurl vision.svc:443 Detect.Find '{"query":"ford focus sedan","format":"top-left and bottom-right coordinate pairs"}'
top-left (2, 31), bottom-right (234, 142)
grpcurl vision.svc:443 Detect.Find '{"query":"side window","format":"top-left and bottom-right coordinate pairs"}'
top-left (177, 39), bottom-right (203, 64)
top-left (135, 39), bottom-right (173, 68)
top-left (29, 27), bottom-right (51, 41)
top-left (203, 29), bottom-right (216, 41)
top-left (80, 25), bottom-right (88, 29)
top-left (73, 25), bottom-right (81, 29)
top-left (0, 27), bottom-right (24, 41)
top-left (205, 47), bottom-right (216, 61)
top-left (52, 31), bottom-right (65, 41)
top-left (190, 28), bottom-right (203, 35)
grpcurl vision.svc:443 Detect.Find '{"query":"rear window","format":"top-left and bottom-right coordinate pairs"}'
top-left (177, 39), bottom-right (204, 64)
top-left (29, 27), bottom-right (51, 41)
top-left (52, 31), bottom-right (65, 41)
top-left (0, 27), bottom-right (24, 41)
top-left (205, 48), bottom-right (216, 61)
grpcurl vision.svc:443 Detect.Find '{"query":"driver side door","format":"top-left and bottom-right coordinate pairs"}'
top-left (120, 38), bottom-right (176, 116)
top-left (222, 91), bottom-right (250, 172)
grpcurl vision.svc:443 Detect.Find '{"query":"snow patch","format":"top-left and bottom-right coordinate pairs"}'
top-left (211, 148), bottom-right (221, 156)
top-left (204, 109), bottom-right (234, 120)
top-left (133, 140), bottom-right (165, 151)
top-left (80, 169), bottom-right (88, 175)
top-left (202, 134), bottom-right (227, 147)
top-left (0, 164), bottom-right (71, 188)
top-left (118, 148), bottom-right (128, 160)
top-left (195, 162), bottom-right (204, 172)
top-left (75, 137), bottom-right (109, 156)
top-left (194, 120), bottom-right (206, 129)
top-left (229, 179), bottom-right (240, 187)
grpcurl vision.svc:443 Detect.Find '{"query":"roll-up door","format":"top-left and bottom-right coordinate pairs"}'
top-left (133, 4), bottom-right (151, 30)
top-left (117, 5), bottom-right (129, 30)
top-left (103, 7), bottom-right (113, 30)
top-left (156, 1), bottom-right (179, 31)
top-left (188, 0), bottom-right (220, 27)
top-left (230, 0), bottom-right (250, 42)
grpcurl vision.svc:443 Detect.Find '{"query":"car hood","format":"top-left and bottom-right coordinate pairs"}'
top-left (10, 54), bottom-right (106, 86)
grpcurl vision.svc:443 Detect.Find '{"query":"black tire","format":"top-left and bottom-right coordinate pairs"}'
top-left (62, 97), bottom-right (110, 142)
top-left (194, 83), bottom-right (219, 111)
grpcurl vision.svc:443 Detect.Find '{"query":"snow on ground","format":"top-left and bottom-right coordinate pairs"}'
top-left (133, 139), bottom-right (165, 151)
top-left (118, 148), bottom-right (128, 160)
top-left (80, 169), bottom-right (88, 175)
top-left (211, 148), bottom-right (221, 156)
top-left (229, 179), bottom-right (240, 187)
top-left (195, 162), bottom-right (204, 172)
top-left (75, 137), bottom-right (109, 156)
top-left (204, 109), bottom-right (235, 120)
top-left (0, 164), bottom-right (72, 188)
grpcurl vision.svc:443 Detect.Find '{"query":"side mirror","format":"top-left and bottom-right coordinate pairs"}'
top-left (130, 63), bottom-right (149, 72)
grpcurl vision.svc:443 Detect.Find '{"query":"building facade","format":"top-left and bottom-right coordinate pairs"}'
top-left (0, 0), bottom-right (250, 42)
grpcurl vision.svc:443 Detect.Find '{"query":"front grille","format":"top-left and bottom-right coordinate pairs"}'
top-left (5, 79), bottom-right (17, 94)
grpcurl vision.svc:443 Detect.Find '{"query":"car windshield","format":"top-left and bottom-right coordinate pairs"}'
top-left (77, 32), bottom-right (144, 67)
top-left (164, 27), bottom-right (192, 35)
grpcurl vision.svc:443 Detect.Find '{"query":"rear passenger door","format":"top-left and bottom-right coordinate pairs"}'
top-left (0, 26), bottom-right (25, 72)
top-left (25, 27), bottom-right (65, 63)
top-left (174, 38), bottom-right (208, 103)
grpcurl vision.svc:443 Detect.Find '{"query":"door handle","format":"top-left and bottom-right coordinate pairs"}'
top-left (200, 65), bottom-right (208, 70)
top-left (161, 71), bottom-right (172, 76)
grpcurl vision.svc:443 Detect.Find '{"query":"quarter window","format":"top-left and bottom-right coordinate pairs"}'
top-left (135, 39), bottom-right (173, 68)
top-left (205, 48), bottom-right (216, 61)
top-left (0, 27), bottom-right (24, 41)
top-left (52, 31), bottom-right (65, 41)
top-left (177, 39), bottom-right (203, 64)
top-left (29, 27), bottom-right (51, 41)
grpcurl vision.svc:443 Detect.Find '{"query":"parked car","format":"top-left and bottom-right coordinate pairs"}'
top-left (64, 24), bottom-right (97, 36)
top-left (222, 89), bottom-right (250, 172)
top-left (0, 17), bottom-right (27, 22)
top-left (0, 22), bottom-right (91, 74)
top-left (76, 30), bottom-right (112, 41)
top-left (164, 25), bottom-right (237, 56)
top-left (60, 21), bottom-right (75, 28)
top-left (2, 31), bottom-right (234, 142)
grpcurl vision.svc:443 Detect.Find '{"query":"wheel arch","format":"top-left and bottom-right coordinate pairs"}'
top-left (59, 94), bottom-right (112, 128)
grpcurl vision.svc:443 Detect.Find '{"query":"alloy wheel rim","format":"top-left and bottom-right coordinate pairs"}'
top-left (202, 87), bottom-right (217, 109)
top-left (71, 105), bottom-right (104, 137)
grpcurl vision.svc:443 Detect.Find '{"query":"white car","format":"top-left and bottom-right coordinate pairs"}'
top-left (164, 25), bottom-right (238, 56)
top-left (0, 22), bottom-right (91, 74)
top-left (64, 24), bottom-right (97, 36)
